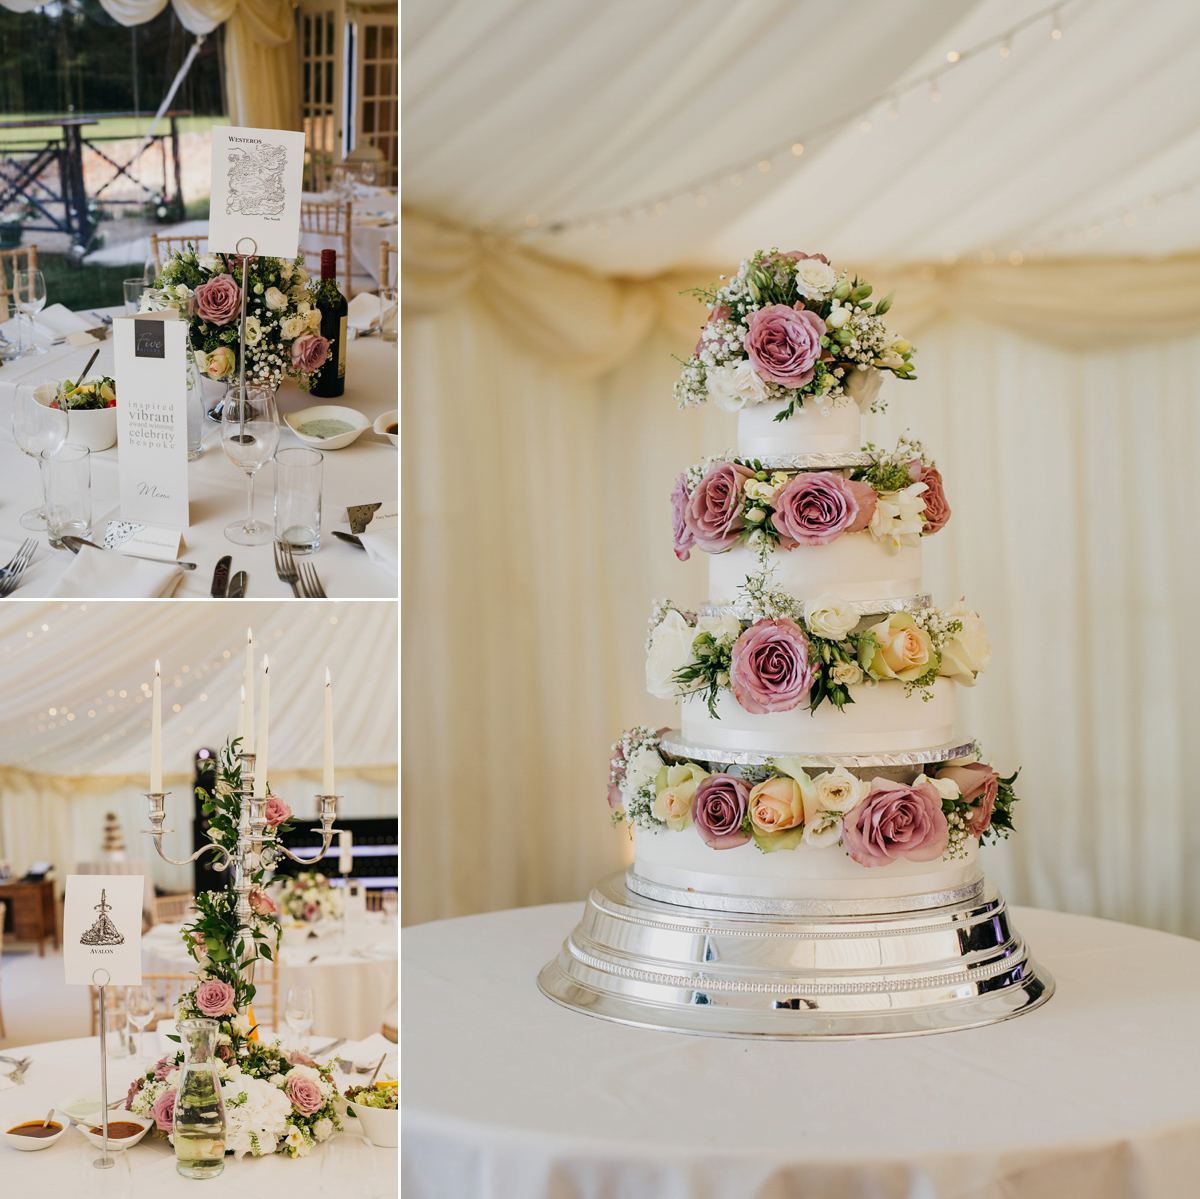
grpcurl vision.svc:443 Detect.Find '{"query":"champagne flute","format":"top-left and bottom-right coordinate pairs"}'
top-left (221, 383), bottom-right (280, 545)
top-left (285, 987), bottom-right (314, 1052)
top-left (14, 267), bottom-right (47, 356)
top-left (12, 382), bottom-right (68, 529)
top-left (125, 984), bottom-right (155, 1066)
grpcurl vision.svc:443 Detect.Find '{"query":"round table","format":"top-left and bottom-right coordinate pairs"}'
top-left (143, 916), bottom-right (398, 1041)
top-left (0, 1033), bottom-right (397, 1197)
top-left (403, 901), bottom-right (1200, 1199)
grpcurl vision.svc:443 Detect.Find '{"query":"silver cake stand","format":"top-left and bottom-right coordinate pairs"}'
top-left (539, 870), bottom-right (1054, 1039)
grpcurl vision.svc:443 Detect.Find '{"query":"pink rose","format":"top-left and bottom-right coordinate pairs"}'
top-left (194, 979), bottom-right (236, 1017)
top-left (841, 778), bottom-right (949, 867)
top-left (935, 762), bottom-right (999, 837)
top-left (684, 461), bottom-right (755, 553)
top-left (916, 464), bottom-right (951, 534)
top-left (691, 774), bottom-right (751, 850)
top-left (153, 1054), bottom-right (174, 1081)
top-left (670, 473), bottom-right (694, 562)
top-left (265, 796), bottom-right (292, 828)
top-left (126, 1075), bottom-right (145, 1108)
top-left (286, 1049), bottom-right (318, 1067)
top-left (249, 887), bottom-right (276, 916)
top-left (730, 618), bottom-right (814, 714)
top-left (205, 345), bottom-right (235, 380)
top-left (291, 332), bottom-right (329, 374)
top-left (743, 304), bottom-right (825, 388)
top-left (151, 1087), bottom-right (177, 1132)
top-left (304, 902), bottom-right (319, 921)
top-left (771, 473), bottom-right (877, 548)
top-left (191, 274), bottom-right (241, 326)
top-left (606, 782), bottom-right (623, 810)
top-left (286, 1074), bottom-right (324, 1116)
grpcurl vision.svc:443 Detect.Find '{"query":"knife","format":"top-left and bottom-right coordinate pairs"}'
top-left (210, 555), bottom-right (232, 597)
top-left (310, 1037), bottom-right (347, 1058)
top-left (226, 570), bottom-right (248, 597)
top-left (62, 536), bottom-right (197, 570)
top-left (332, 530), bottom-right (364, 548)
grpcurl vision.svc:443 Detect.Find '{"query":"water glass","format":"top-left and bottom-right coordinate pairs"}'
top-left (14, 267), bottom-right (46, 356)
top-left (285, 986), bottom-right (315, 1051)
top-left (103, 1002), bottom-right (130, 1058)
top-left (185, 358), bottom-right (205, 461)
top-left (379, 286), bottom-right (397, 342)
top-left (274, 445), bottom-right (323, 553)
top-left (12, 382), bottom-right (68, 529)
top-left (125, 984), bottom-right (155, 1065)
top-left (40, 442), bottom-right (91, 549)
top-left (123, 278), bottom-right (145, 316)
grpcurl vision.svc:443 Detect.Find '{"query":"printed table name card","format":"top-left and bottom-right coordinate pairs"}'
top-left (208, 125), bottom-right (306, 259)
top-left (114, 311), bottom-right (189, 530)
top-left (63, 874), bottom-right (143, 986)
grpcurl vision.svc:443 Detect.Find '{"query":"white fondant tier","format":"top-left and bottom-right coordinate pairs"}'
top-left (680, 677), bottom-right (956, 755)
top-left (634, 822), bottom-right (978, 901)
top-left (708, 535), bottom-right (922, 606)
top-left (738, 396), bottom-right (860, 458)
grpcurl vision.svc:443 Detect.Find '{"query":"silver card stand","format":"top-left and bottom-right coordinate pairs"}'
top-left (539, 871), bottom-right (1053, 1040)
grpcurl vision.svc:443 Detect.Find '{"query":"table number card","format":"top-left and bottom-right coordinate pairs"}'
top-left (63, 874), bottom-right (144, 986)
top-left (208, 124), bottom-right (306, 259)
top-left (114, 312), bottom-right (189, 530)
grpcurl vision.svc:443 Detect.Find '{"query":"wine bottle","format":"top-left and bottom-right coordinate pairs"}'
top-left (309, 248), bottom-right (347, 398)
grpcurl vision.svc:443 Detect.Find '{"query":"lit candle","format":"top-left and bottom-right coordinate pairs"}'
top-left (339, 829), bottom-right (353, 875)
top-left (150, 660), bottom-right (162, 792)
top-left (254, 655), bottom-right (270, 799)
top-left (237, 684), bottom-right (246, 743)
top-left (323, 668), bottom-right (334, 795)
top-left (243, 629), bottom-right (255, 754)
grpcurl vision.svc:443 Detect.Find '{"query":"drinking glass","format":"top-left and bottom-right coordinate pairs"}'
top-left (221, 382), bottom-right (280, 545)
top-left (40, 443), bottom-right (91, 549)
top-left (274, 445), bottom-right (323, 553)
top-left (103, 1002), bottom-right (131, 1058)
top-left (185, 357), bottom-right (205, 461)
top-left (122, 277), bottom-right (145, 315)
top-left (382, 890), bottom-right (398, 923)
top-left (285, 986), bottom-right (315, 1051)
top-left (379, 286), bottom-right (397, 342)
top-left (14, 267), bottom-right (46, 356)
top-left (125, 984), bottom-right (155, 1065)
top-left (12, 383), bottom-right (67, 529)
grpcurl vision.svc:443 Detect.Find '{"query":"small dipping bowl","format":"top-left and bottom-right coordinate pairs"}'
top-left (285, 405), bottom-right (371, 450)
top-left (4, 1112), bottom-right (69, 1151)
top-left (373, 409), bottom-right (398, 448)
top-left (77, 1111), bottom-right (154, 1152)
top-left (54, 1092), bottom-right (104, 1125)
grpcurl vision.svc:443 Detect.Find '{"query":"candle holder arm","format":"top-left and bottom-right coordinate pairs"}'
top-left (142, 792), bottom-right (234, 870)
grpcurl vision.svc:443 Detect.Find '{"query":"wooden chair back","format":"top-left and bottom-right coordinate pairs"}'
top-left (150, 233), bottom-right (207, 274)
top-left (151, 893), bottom-right (194, 925)
top-left (0, 245), bottom-right (38, 322)
top-left (300, 199), bottom-right (354, 295)
top-left (250, 950), bottom-right (280, 1035)
top-left (379, 240), bottom-right (396, 290)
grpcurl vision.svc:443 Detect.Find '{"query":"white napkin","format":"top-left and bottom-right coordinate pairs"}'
top-left (28, 303), bottom-right (94, 340)
top-left (347, 291), bottom-right (381, 332)
top-left (46, 547), bottom-right (184, 598)
top-left (358, 529), bottom-right (397, 578)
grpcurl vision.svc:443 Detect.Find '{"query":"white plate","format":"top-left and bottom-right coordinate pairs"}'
top-left (285, 405), bottom-right (371, 450)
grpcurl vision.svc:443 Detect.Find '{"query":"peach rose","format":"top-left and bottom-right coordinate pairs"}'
top-left (652, 763), bottom-right (709, 831)
top-left (862, 612), bottom-right (935, 682)
top-left (748, 775), bottom-right (805, 833)
top-left (205, 345), bottom-right (235, 380)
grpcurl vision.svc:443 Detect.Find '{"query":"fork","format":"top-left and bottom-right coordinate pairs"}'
top-left (0, 539), bottom-right (36, 597)
top-left (273, 541), bottom-right (302, 597)
top-left (298, 559), bottom-right (327, 598)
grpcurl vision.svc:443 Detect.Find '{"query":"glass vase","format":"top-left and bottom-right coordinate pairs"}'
top-left (173, 1018), bottom-right (227, 1179)
top-left (185, 357), bottom-right (205, 460)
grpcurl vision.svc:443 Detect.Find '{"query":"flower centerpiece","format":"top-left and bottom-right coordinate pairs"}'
top-left (149, 247), bottom-right (330, 391)
top-left (277, 870), bottom-right (344, 924)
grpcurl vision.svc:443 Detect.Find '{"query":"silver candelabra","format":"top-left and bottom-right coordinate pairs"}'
top-left (144, 749), bottom-right (342, 985)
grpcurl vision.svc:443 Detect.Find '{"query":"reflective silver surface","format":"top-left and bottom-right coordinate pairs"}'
top-left (658, 732), bottom-right (978, 769)
top-left (539, 872), bottom-right (1053, 1039)
top-left (750, 452), bottom-right (876, 469)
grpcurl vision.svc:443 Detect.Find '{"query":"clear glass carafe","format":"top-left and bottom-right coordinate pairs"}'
top-left (173, 1018), bottom-right (227, 1178)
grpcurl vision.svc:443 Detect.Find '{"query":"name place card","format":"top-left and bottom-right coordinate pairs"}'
top-left (63, 874), bottom-right (144, 986)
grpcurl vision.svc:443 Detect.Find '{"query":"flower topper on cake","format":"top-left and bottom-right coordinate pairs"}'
top-left (675, 250), bottom-right (916, 421)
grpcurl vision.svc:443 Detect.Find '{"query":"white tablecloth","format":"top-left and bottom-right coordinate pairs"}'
top-left (143, 916), bottom-right (398, 1041)
top-left (301, 191), bottom-right (397, 285)
top-left (402, 901), bottom-right (1200, 1199)
top-left (0, 1032), bottom-right (397, 1196)
top-left (0, 307), bottom-right (397, 598)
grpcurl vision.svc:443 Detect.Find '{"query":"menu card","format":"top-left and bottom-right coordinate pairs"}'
top-left (208, 125), bottom-right (306, 259)
top-left (63, 874), bottom-right (144, 986)
top-left (113, 312), bottom-right (190, 530)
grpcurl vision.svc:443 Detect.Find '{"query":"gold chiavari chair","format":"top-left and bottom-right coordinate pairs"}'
top-left (300, 199), bottom-right (354, 295)
top-left (379, 240), bottom-right (397, 290)
top-left (151, 892), bottom-right (194, 925)
top-left (0, 244), bottom-right (38, 322)
top-left (149, 233), bottom-right (207, 273)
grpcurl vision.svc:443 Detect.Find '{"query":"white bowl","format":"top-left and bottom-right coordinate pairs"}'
top-left (4, 1111), bottom-right (69, 1151)
top-left (54, 1091), bottom-right (105, 1125)
top-left (285, 404), bottom-right (371, 450)
top-left (373, 409), bottom-right (398, 448)
top-left (347, 1099), bottom-right (398, 1148)
top-left (33, 380), bottom-right (117, 452)
top-left (76, 1110), bottom-right (154, 1151)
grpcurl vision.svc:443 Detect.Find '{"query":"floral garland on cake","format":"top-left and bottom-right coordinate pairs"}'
top-left (672, 435), bottom-right (949, 561)
top-left (674, 249), bottom-right (916, 420)
top-left (608, 727), bottom-right (1018, 863)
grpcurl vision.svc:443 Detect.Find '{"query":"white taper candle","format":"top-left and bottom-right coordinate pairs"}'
top-left (254, 655), bottom-right (270, 799)
top-left (237, 684), bottom-right (246, 743)
top-left (150, 660), bottom-right (162, 792)
top-left (339, 829), bottom-right (353, 875)
top-left (323, 668), bottom-right (334, 795)
top-left (243, 629), bottom-right (255, 754)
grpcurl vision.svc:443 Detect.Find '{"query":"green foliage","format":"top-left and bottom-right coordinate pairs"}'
top-left (984, 770), bottom-right (1020, 841)
top-left (672, 631), bottom-right (734, 718)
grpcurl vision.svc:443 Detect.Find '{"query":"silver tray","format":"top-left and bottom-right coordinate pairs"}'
top-left (698, 595), bottom-right (931, 620)
top-left (657, 731), bottom-right (979, 769)
top-left (538, 871), bottom-right (1054, 1039)
top-left (748, 452), bottom-right (876, 470)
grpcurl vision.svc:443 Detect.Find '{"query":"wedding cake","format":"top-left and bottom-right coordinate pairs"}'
top-left (540, 250), bottom-right (1052, 1037)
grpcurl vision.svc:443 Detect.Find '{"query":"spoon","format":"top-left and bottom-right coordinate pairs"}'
top-left (42, 1108), bottom-right (55, 1128)
top-left (71, 347), bottom-right (101, 392)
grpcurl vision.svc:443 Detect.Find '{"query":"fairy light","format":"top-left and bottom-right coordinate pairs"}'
top-left (946, 50), bottom-right (960, 62)
top-left (1052, 9), bottom-right (1062, 37)
top-left (791, 143), bottom-right (804, 156)
top-left (930, 79), bottom-right (942, 102)
top-left (860, 119), bottom-right (872, 133)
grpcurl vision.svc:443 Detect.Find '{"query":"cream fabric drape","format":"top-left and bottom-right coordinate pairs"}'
top-left (403, 213), bottom-right (1200, 935)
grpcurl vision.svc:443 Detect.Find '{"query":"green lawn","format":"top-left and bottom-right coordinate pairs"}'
top-left (0, 113), bottom-right (227, 148)
top-left (38, 252), bottom-right (143, 312)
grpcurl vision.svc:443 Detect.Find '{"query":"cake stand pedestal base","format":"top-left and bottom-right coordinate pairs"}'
top-left (538, 870), bottom-right (1053, 1039)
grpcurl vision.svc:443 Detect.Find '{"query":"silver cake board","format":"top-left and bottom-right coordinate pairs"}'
top-left (538, 870), bottom-right (1054, 1040)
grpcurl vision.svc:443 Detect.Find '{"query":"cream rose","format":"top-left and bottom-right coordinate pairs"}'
top-left (197, 252), bottom-right (221, 272)
top-left (243, 314), bottom-right (263, 346)
top-left (646, 609), bottom-right (697, 700)
top-left (694, 612), bottom-right (742, 643)
top-left (622, 746), bottom-right (666, 801)
top-left (263, 286), bottom-right (288, 311)
top-left (862, 612), bottom-right (935, 681)
top-left (802, 810), bottom-right (844, 847)
top-left (653, 763), bottom-right (709, 831)
top-left (305, 309), bottom-right (322, 332)
top-left (927, 775), bottom-right (961, 802)
top-left (281, 314), bottom-right (305, 340)
top-left (830, 660), bottom-right (863, 687)
top-left (938, 600), bottom-right (993, 686)
top-left (803, 593), bottom-right (858, 641)
top-left (868, 482), bottom-right (927, 553)
top-left (748, 775), bottom-right (805, 833)
top-left (705, 359), bottom-right (771, 412)
top-left (795, 258), bottom-right (837, 298)
top-left (813, 766), bottom-right (870, 814)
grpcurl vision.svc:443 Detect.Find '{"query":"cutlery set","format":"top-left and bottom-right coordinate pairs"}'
top-left (209, 555), bottom-right (247, 598)
top-left (273, 541), bottom-right (328, 597)
top-left (0, 539), bottom-right (36, 596)
top-left (0, 1053), bottom-right (32, 1084)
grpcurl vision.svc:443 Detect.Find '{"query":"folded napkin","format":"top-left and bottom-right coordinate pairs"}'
top-left (46, 547), bottom-right (184, 598)
top-left (347, 291), bottom-right (381, 332)
top-left (359, 528), bottom-right (397, 578)
top-left (0, 303), bottom-right (96, 344)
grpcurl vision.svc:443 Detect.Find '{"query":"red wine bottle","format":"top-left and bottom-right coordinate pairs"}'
top-left (309, 249), bottom-right (347, 398)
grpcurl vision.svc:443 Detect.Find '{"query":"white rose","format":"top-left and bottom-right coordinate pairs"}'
top-left (197, 252), bottom-right (221, 272)
top-left (927, 775), bottom-right (961, 801)
top-left (243, 314), bottom-right (263, 346)
top-left (830, 660), bottom-right (863, 687)
top-left (230, 1010), bottom-right (252, 1036)
top-left (868, 482), bottom-right (927, 553)
top-left (297, 300), bottom-right (311, 314)
top-left (313, 1118), bottom-right (333, 1142)
top-left (694, 612), bottom-right (742, 643)
top-left (646, 609), bottom-right (698, 699)
top-left (794, 258), bottom-right (837, 298)
top-left (305, 309), bottom-right (322, 332)
top-left (824, 306), bottom-right (849, 330)
top-left (623, 746), bottom-right (666, 799)
top-left (843, 365), bottom-right (883, 410)
top-left (281, 315), bottom-right (305, 339)
top-left (263, 286), bottom-right (288, 311)
top-left (705, 359), bottom-right (771, 412)
top-left (813, 766), bottom-right (870, 814)
top-left (294, 265), bottom-right (311, 284)
top-left (286, 1064), bottom-right (321, 1082)
top-left (939, 600), bottom-right (992, 685)
top-left (803, 593), bottom-right (858, 641)
top-left (802, 811), bottom-right (844, 846)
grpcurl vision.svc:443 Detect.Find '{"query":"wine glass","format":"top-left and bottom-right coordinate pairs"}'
top-left (221, 383), bottom-right (280, 545)
top-left (14, 267), bottom-right (47, 356)
top-left (125, 984), bottom-right (155, 1066)
top-left (285, 987), bottom-right (314, 1052)
top-left (12, 382), bottom-right (68, 529)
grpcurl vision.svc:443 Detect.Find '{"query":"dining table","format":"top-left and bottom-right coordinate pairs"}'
top-left (0, 305), bottom-right (397, 599)
top-left (302, 188), bottom-right (398, 286)
top-left (0, 1031), bottom-right (396, 1197)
